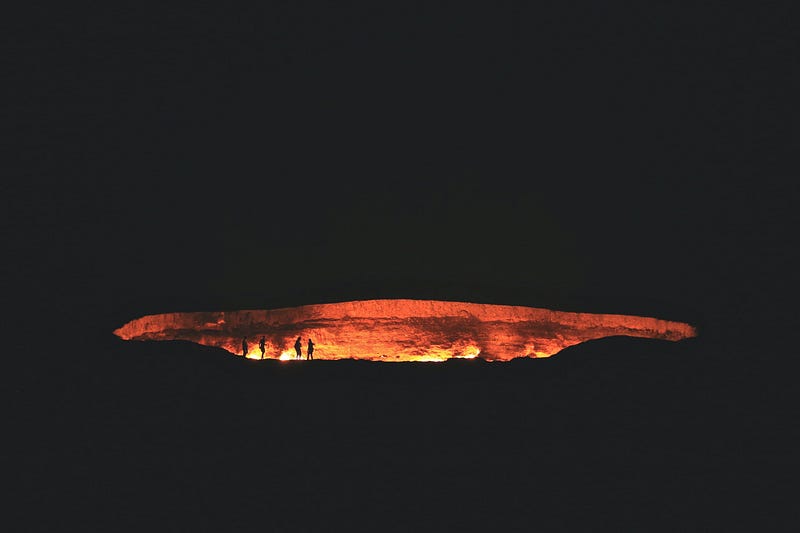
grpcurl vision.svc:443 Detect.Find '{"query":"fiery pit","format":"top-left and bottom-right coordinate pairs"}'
top-left (113, 299), bottom-right (697, 362)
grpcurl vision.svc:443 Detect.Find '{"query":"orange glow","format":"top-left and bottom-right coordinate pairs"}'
top-left (113, 299), bottom-right (698, 362)
top-left (278, 350), bottom-right (296, 361)
top-left (456, 345), bottom-right (481, 359)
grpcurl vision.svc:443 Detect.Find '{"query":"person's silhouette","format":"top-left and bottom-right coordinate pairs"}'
top-left (294, 336), bottom-right (302, 359)
top-left (307, 338), bottom-right (315, 360)
top-left (259, 336), bottom-right (266, 359)
top-left (242, 336), bottom-right (248, 357)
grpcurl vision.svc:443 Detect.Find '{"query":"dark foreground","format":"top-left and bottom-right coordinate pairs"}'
top-left (15, 331), bottom-right (794, 532)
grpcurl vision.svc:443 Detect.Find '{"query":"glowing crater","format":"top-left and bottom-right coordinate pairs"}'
top-left (113, 299), bottom-right (697, 362)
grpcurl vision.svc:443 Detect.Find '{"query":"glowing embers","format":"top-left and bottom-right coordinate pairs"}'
top-left (113, 299), bottom-right (698, 362)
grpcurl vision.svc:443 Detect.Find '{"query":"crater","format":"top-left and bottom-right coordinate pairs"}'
top-left (113, 299), bottom-right (698, 362)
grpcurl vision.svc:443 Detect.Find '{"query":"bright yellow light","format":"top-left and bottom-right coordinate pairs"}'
top-left (455, 345), bottom-right (481, 359)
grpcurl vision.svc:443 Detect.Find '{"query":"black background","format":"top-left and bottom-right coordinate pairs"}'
top-left (6, 2), bottom-right (798, 531)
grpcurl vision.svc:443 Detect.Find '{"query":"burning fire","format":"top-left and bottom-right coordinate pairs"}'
top-left (278, 350), bottom-right (297, 361)
top-left (113, 299), bottom-right (698, 362)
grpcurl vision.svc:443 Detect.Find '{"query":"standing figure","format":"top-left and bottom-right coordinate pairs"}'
top-left (294, 336), bottom-right (302, 359)
top-left (242, 336), bottom-right (248, 357)
top-left (307, 338), bottom-right (315, 360)
top-left (259, 336), bottom-right (266, 359)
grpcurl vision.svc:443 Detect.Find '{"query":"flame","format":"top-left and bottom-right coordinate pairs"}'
top-left (456, 345), bottom-right (481, 359)
top-left (113, 299), bottom-right (697, 362)
top-left (278, 350), bottom-right (300, 361)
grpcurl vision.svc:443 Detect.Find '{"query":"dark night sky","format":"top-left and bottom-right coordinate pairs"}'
top-left (7, 3), bottom-right (797, 330)
top-left (7, 2), bottom-right (797, 343)
top-left (5, 2), bottom-right (800, 530)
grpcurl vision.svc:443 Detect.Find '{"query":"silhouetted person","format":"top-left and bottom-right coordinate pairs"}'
top-left (294, 336), bottom-right (302, 359)
top-left (307, 338), bottom-right (315, 360)
top-left (259, 336), bottom-right (266, 359)
top-left (242, 336), bottom-right (248, 357)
